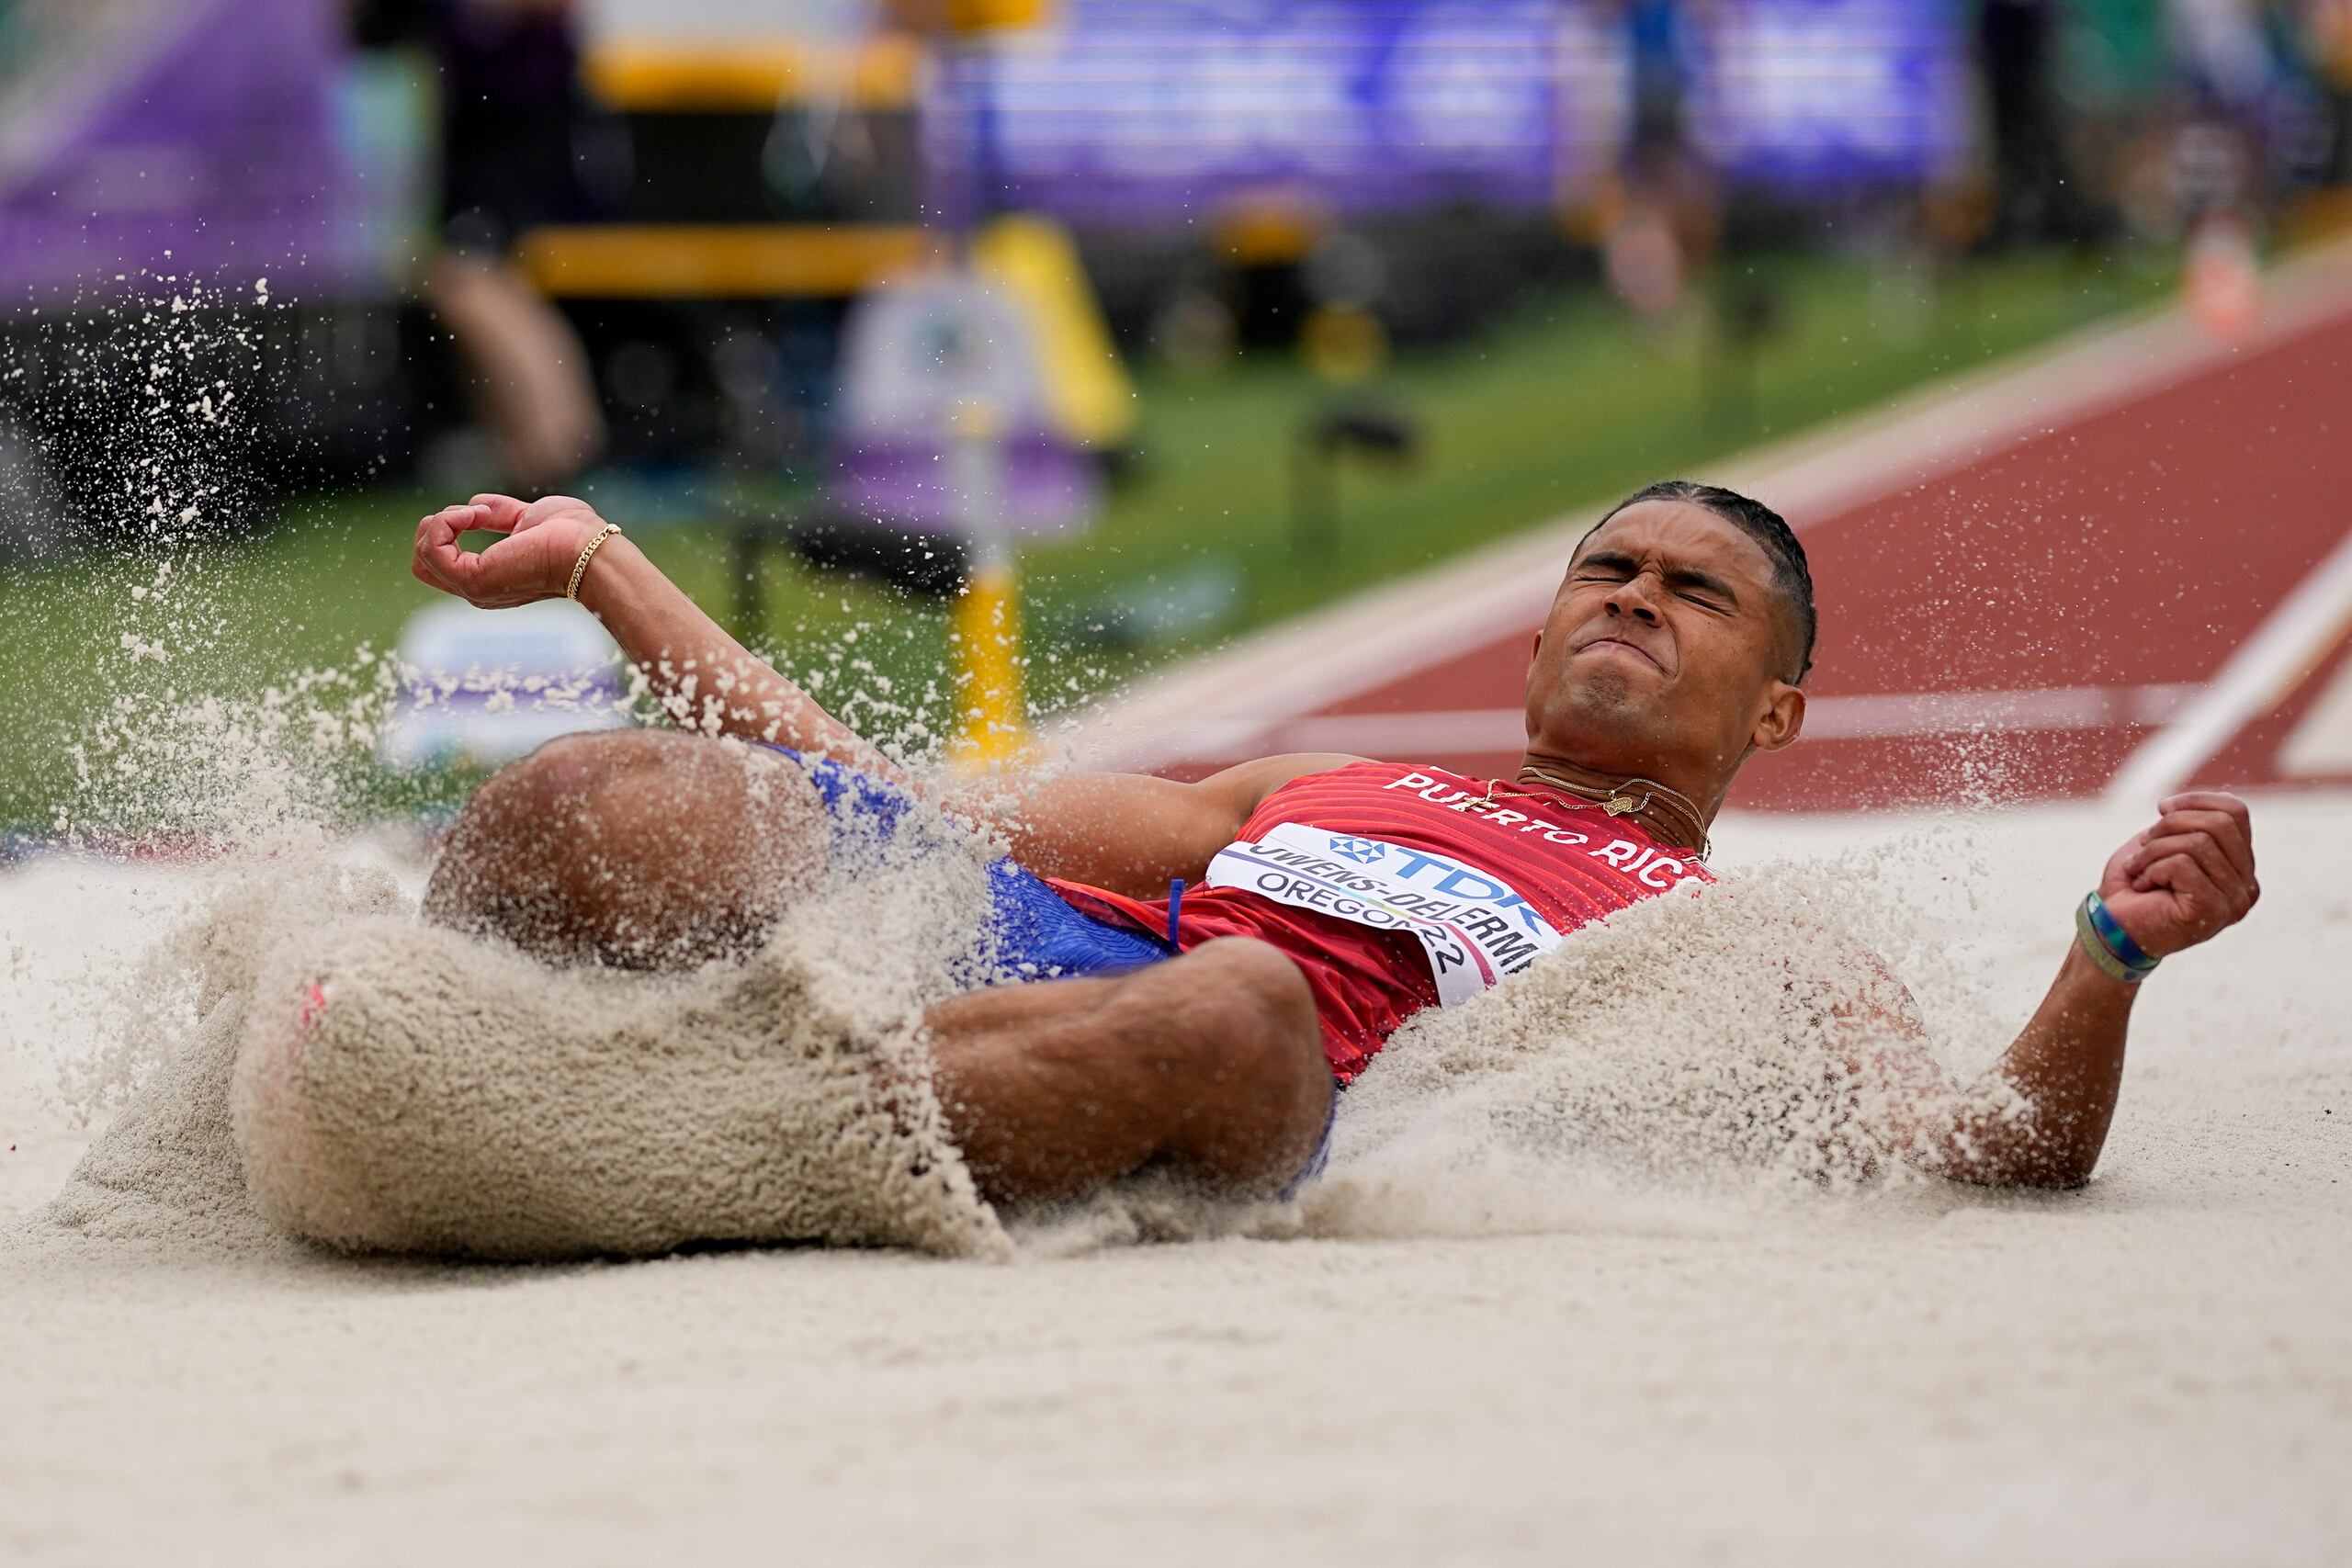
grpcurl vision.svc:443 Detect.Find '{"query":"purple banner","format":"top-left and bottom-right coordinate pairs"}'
top-left (927, 0), bottom-right (1973, 226)
top-left (1686, 0), bottom-right (1973, 188)
top-left (0, 0), bottom-right (373, 303)
top-left (927, 0), bottom-right (1611, 225)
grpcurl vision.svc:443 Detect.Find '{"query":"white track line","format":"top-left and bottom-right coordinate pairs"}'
top-left (2278, 651), bottom-right (2352, 775)
top-left (1797, 682), bottom-right (2199, 739)
top-left (1161, 684), bottom-right (2202, 765)
top-left (2105, 525), bottom-right (2352, 804)
top-left (1073, 240), bottom-right (2352, 774)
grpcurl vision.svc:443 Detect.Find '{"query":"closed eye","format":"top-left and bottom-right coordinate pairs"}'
top-left (1573, 551), bottom-right (1739, 611)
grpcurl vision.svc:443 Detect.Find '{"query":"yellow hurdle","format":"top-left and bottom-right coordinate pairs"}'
top-left (951, 551), bottom-right (1030, 769)
top-left (944, 396), bottom-right (1030, 769)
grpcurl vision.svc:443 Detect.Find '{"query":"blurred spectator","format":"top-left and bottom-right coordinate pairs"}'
top-left (2299, 0), bottom-right (2352, 182)
top-left (1979, 0), bottom-right (2086, 243)
top-left (2166, 0), bottom-right (2284, 223)
top-left (1605, 0), bottom-right (1719, 318)
top-left (2053, 0), bottom-right (2170, 237)
top-left (354, 0), bottom-right (610, 490)
top-left (2171, 0), bottom-right (2278, 117)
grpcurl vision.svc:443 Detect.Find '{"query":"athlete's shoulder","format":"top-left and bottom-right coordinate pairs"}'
top-left (1202, 752), bottom-right (1370, 807)
top-left (1243, 756), bottom-right (1502, 807)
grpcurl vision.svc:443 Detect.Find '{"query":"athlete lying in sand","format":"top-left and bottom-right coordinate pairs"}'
top-left (408, 480), bottom-right (2259, 1204)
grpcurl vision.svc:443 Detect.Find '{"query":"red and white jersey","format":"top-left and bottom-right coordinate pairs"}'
top-left (1050, 761), bottom-right (1713, 1081)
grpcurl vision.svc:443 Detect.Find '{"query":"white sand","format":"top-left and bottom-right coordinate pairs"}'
top-left (3, 791), bottom-right (2348, 1565)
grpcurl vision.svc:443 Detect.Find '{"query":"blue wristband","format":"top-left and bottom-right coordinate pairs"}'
top-left (2077, 892), bottom-right (2159, 983)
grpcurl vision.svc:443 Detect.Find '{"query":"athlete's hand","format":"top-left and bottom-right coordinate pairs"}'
top-left (2097, 791), bottom-right (2258, 959)
top-left (411, 493), bottom-right (609, 609)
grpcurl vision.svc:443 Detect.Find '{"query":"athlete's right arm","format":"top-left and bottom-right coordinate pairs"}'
top-left (1835, 793), bottom-right (2256, 1190)
top-left (944, 753), bottom-right (1363, 897)
top-left (414, 496), bottom-right (1356, 887)
top-left (412, 495), bottom-right (911, 785)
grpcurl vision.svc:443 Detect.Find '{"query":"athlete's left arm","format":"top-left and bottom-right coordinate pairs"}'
top-left (1839, 792), bottom-right (2259, 1189)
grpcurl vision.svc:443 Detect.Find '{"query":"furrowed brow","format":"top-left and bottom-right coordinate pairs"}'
top-left (1664, 565), bottom-right (1740, 604)
top-left (1571, 547), bottom-right (1746, 606)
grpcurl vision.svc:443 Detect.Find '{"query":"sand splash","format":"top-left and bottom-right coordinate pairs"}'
top-left (28, 783), bottom-right (1012, 1262)
top-left (1006, 832), bottom-right (2019, 1253)
top-left (11, 786), bottom-right (2025, 1268)
top-left (1293, 861), bottom-right (2006, 1240)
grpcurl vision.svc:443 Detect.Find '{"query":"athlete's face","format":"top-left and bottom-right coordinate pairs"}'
top-left (1524, 501), bottom-right (1805, 807)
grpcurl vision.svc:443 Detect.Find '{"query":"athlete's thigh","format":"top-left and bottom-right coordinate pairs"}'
top-left (926, 939), bottom-right (1331, 1202)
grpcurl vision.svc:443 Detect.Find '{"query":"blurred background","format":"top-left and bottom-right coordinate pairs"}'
top-left (4, 0), bottom-right (2351, 829)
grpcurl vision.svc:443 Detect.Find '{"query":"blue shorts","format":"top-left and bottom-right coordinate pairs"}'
top-left (775, 749), bottom-right (1173, 982)
top-left (769, 747), bottom-right (1333, 1191)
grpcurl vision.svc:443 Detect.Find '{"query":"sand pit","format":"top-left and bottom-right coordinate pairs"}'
top-left (3, 792), bottom-right (2348, 1565)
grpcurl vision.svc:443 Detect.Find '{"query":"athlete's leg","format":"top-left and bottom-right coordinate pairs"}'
top-left (924, 936), bottom-right (1335, 1202)
top-left (426, 733), bottom-right (1333, 1201)
top-left (423, 728), bottom-right (827, 968)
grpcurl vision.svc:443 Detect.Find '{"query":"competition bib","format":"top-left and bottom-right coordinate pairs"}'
top-left (1204, 821), bottom-right (1561, 1006)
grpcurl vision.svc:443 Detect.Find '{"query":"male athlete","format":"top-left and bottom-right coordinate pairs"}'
top-left (408, 480), bottom-right (2260, 1204)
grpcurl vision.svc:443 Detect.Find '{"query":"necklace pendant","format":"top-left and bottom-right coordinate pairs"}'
top-left (1602, 795), bottom-right (1640, 817)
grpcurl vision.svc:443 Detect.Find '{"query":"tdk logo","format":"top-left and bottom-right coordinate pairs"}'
top-left (1328, 835), bottom-right (1388, 864)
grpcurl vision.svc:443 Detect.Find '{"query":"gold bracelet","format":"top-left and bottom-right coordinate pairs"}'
top-left (565, 523), bottom-right (622, 601)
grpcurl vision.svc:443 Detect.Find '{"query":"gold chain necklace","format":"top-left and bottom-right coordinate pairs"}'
top-left (1448, 764), bottom-right (1712, 862)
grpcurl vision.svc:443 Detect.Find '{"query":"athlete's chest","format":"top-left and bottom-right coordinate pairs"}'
top-left (1245, 764), bottom-right (1711, 903)
top-left (1209, 763), bottom-right (1710, 1005)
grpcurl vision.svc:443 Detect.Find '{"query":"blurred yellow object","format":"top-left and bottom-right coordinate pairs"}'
top-left (951, 0), bottom-right (1052, 29)
top-left (1556, 193), bottom-right (1616, 249)
top-left (582, 36), bottom-right (920, 112)
top-left (513, 225), bottom-right (934, 298)
top-left (2281, 189), bottom-right (2352, 249)
top-left (951, 559), bottom-right (1031, 769)
top-left (1216, 202), bottom-right (1325, 267)
top-left (1921, 177), bottom-right (1996, 256)
top-left (1302, 304), bottom-right (1389, 384)
top-left (971, 215), bottom-right (1136, 451)
top-left (947, 396), bottom-right (1002, 444)
top-left (882, 0), bottom-right (1053, 32)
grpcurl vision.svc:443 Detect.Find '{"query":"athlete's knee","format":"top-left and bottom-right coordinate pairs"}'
top-left (1178, 938), bottom-right (1331, 1169)
top-left (421, 735), bottom-right (612, 953)
top-left (436, 730), bottom-right (672, 857)
top-left (424, 729), bottom-right (825, 968)
top-left (1187, 938), bottom-right (1318, 1049)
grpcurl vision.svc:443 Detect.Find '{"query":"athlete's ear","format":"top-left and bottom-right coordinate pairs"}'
top-left (1531, 630), bottom-right (1544, 661)
top-left (1751, 681), bottom-right (1805, 752)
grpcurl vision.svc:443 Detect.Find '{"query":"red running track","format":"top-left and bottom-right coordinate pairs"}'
top-left (1146, 288), bottom-right (2352, 812)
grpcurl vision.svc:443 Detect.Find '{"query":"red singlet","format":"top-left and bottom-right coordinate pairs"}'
top-left (1049, 761), bottom-right (1714, 1082)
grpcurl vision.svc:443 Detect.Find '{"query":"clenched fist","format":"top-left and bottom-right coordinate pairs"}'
top-left (2098, 791), bottom-right (2259, 960)
top-left (411, 493), bottom-right (613, 610)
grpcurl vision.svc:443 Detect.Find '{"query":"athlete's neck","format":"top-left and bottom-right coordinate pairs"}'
top-left (1511, 752), bottom-right (1718, 854)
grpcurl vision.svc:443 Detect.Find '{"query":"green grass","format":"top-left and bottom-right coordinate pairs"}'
top-left (0, 245), bottom-right (2176, 830)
